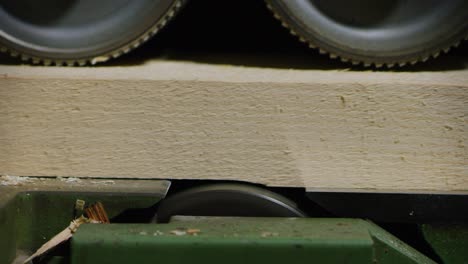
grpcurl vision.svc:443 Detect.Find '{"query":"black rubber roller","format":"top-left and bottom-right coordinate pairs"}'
top-left (266, 0), bottom-right (468, 67)
top-left (154, 183), bottom-right (306, 223)
top-left (0, 0), bottom-right (185, 65)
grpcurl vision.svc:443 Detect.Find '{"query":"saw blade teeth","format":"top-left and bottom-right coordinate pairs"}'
top-left (265, 0), bottom-right (468, 68)
top-left (91, 56), bottom-right (109, 65)
top-left (112, 51), bottom-right (123, 58)
top-left (123, 47), bottom-right (131, 54)
top-left (2, 0), bottom-right (465, 67)
top-left (154, 26), bottom-right (162, 33)
top-left (0, 0), bottom-right (186, 66)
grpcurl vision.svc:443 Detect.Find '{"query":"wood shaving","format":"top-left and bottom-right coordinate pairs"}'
top-left (0, 175), bottom-right (34, 186)
top-left (23, 216), bottom-right (89, 264)
top-left (186, 229), bottom-right (201, 235)
top-left (170, 230), bottom-right (187, 236)
top-left (23, 200), bottom-right (110, 263)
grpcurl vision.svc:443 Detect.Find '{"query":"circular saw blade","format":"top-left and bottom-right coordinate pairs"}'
top-left (266, 0), bottom-right (468, 67)
top-left (0, 0), bottom-right (186, 65)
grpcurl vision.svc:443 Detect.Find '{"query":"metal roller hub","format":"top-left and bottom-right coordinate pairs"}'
top-left (266, 0), bottom-right (468, 67)
top-left (154, 183), bottom-right (306, 223)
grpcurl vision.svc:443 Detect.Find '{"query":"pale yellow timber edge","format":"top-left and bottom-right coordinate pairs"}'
top-left (0, 60), bottom-right (467, 193)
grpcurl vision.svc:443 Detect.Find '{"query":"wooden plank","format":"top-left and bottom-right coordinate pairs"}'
top-left (0, 61), bottom-right (467, 193)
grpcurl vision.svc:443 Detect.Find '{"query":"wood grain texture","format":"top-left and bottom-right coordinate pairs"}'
top-left (0, 61), bottom-right (467, 193)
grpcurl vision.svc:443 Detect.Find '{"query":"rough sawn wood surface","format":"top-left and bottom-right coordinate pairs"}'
top-left (0, 61), bottom-right (467, 193)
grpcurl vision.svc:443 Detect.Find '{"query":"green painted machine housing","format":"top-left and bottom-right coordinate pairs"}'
top-left (72, 216), bottom-right (435, 264)
top-left (0, 179), bottom-right (170, 264)
top-left (1, 178), bottom-right (467, 264)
